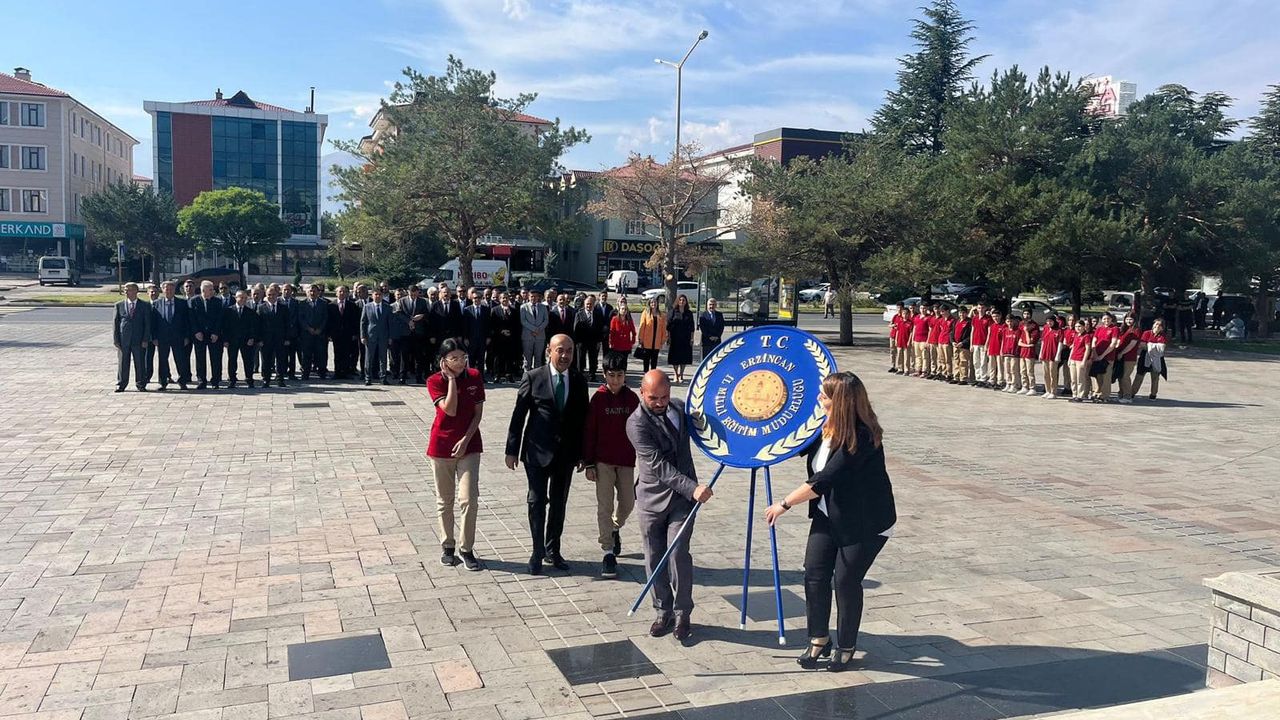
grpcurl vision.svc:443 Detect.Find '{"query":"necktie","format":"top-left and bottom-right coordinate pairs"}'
top-left (554, 372), bottom-right (566, 411)
top-left (164, 300), bottom-right (172, 321)
top-left (127, 301), bottom-right (134, 318)
top-left (661, 411), bottom-right (680, 442)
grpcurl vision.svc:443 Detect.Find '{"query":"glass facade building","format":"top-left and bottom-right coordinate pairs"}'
top-left (146, 92), bottom-right (327, 241)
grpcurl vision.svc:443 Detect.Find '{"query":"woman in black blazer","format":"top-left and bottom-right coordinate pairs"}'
top-left (765, 371), bottom-right (896, 671)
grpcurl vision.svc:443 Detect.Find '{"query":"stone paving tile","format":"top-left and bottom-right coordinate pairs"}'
top-left (1, 313), bottom-right (1278, 719)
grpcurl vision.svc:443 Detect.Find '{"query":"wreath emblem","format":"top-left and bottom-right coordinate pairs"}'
top-left (688, 337), bottom-right (744, 457)
top-left (751, 339), bottom-right (831, 462)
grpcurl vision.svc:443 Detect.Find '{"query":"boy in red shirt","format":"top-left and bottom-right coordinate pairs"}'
top-left (894, 306), bottom-right (912, 374)
top-left (970, 304), bottom-right (991, 386)
top-left (933, 310), bottom-right (953, 380)
top-left (1114, 315), bottom-right (1142, 403)
top-left (985, 311), bottom-right (1005, 389)
top-left (1038, 317), bottom-right (1059, 399)
top-left (951, 308), bottom-right (972, 384)
top-left (1091, 314), bottom-right (1120, 402)
top-left (1017, 318), bottom-right (1040, 396)
top-left (911, 305), bottom-right (932, 377)
top-left (1068, 320), bottom-right (1094, 402)
top-left (1000, 315), bottom-right (1021, 392)
top-left (581, 353), bottom-right (641, 578)
top-left (888, 302), bottom-right (905, 373)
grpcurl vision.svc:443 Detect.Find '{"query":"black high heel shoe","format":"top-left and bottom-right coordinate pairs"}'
top-left (797, 639), bottom-right (832, 669)
top-left (827, 647), bottom-right (856, 672)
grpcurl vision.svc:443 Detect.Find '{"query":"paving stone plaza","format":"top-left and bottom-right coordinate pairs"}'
top-left (1, 307), bottom-right (1277, 719)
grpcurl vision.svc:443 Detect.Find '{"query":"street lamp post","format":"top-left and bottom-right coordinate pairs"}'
top-left (655, 29), bottom-right (709, 165)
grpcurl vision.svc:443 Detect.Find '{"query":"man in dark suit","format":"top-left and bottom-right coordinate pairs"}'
top-left (298, 284), bottom-right (329, 379)
top-left (489, 292), bottom-right (521, 382)
top-left (433, 287), bottom-right (464, 343)
top-left (547, 293), bottom-right (573, 339)
top-left (151, 280), bottom-right (190, 390)
top-left (222, 290), bottom-right (259, 388)
top-left (598, 290), bottom-right (617, 350)
top-left (403, 285), bottom-right (432, 383)
top-left (280, 283), bottom-right (302, 379)
top-left (389, 289), bottom-right (413, 383)
top-left (698, 297), bottom-right (726, 359)
top-left (329, 285), bottom-right (362, 379)
top-left (505, 333), bottom-right (589, 575)
top-left (462, 287), bottom-right (490, 376)
top-left (360, 286), bottom-right (393, 385)
top-left (353, 283), bottom-right (371, 379)
top-left (626, 369), bottom-right (713, 642)
top-left (179, 279), bottom-right (200, 383)
top-left (573, 294), bottom-right (607, 381)
top-left (189, 280), bottom-right (225, 389)
top-left (113, 282), bottom-right (152, 392)
top-left (144, 284), bottom-right (162, 385)
top-left (257, 284), bottom-right (292, 387)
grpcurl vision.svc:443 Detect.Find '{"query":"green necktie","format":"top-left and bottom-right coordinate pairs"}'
top-left (555, 372), bottom-right (566, 411)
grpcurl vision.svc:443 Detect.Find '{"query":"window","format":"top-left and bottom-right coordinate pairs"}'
top-left (677, 221), bottom-right (696, 237)
top-left (70, 112), bottom-right (77, 134)
top-left (79, 155), bottom-right (85, 177)
top-left (0, 103), bottom-right (9, 125)
top-left (20, 103), bottom-right (45, 127)
top-left (0, 189), bottom-right (9, 212)
top-left (81, 117), bottom-right (88, 136)
top-left (625, 219), bottom-right (646, 236)
top-left (21, 189), bottom-right (47, 213)
top-left (73, 192), bottom-right (79, 218)
top-left (94, 126), bottom-right (101, 146)
top-left (71, 152), bottom-right (77, 175)
top-left (21, 146), bottom-right (46, 171)
top-left (0, 145), bottom-right (8, 169)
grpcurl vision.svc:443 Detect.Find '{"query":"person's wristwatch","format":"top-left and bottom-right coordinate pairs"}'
top-left (780, 500), bottom-right (791, 510)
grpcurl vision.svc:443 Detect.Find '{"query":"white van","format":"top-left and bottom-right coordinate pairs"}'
top-left (37, 256), bottom-right (80, 286)
top-left (606, 270), bottom-right (638, 293)
top-left (436, 259), bottom-right (509, 287)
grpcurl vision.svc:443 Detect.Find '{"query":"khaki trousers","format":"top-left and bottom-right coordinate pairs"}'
top-left (1117, 360), bottom-right (1136, 399)
top-left (953, 347), bottom-right (971, 382)
top-left (972, 346), bottom-right (987, 382)
top-left (595, 463), bottom-right (636, 553)
top-left (937, 344), bottom-right (952, 377)
top-left (913, 341), bottom-right (928, 374)
top-left (1003, 356), bottom-right (1020, 389)
top-left (432, 453), bottom-right (480, 553)
top-left (1070, 360), bottom-right (1089, 398)
top-left (1020, 357), bottom-right (1036, 391)
top-left (988, 352), bottom-right (1003, 385)
top-left (1092, 361), bottom-right (1113, 399)
top-left (1042, 358), bottom-right (1056, 394)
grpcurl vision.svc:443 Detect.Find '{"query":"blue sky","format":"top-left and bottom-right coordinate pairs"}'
top-left (8, 0), bottom-right (1279, 211)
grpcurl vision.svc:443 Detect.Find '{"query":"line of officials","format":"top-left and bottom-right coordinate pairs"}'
top-left (112, 277), bottom-right (729, 392)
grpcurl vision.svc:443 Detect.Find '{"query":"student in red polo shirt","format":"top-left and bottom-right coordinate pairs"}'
top-left (951, 308), bottom-right (972, 384)
top-left (1000, 315), bottom-right (1020, 392)
top-left (581, 353), bottom-right (641, 578)
top-left (894, 306), bottom-right (912, 375)
top-left (970, 305), bottom-right (991, 386)
top-left (1068, 320), bottom-right (1093, 402)
top-left (1091, 314), bottom-right (1120, 402)
top-left (427, 338), bottom-right (487, 571)
top-left (985, 311), bottom-right (1005, 389)
top-left (911, 305), bottom-right (932, 377)
top-left (1017, 317), bottom-right (1040, 396)
top-left (1058, 314), bottom-right (1077, 395)
top-left (932, 310), bottom-right (952, 380)
top-left (1114, 314), bottom-right (1142, 404)
top-left (888, 303), bottom-right (905, 373)
top-left (1038, 317), bottom-right (1060, 399)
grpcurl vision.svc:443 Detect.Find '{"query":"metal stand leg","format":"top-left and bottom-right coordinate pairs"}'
top-left (739, 468), bottom-right (758, 629)
top-left (763, 465), bottom-right (786, 645)
top-left (628, 464), bottom-right (726, 616)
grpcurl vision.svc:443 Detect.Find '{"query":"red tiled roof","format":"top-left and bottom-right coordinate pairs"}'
top-left (178, 90), bottom-right (299, 114)
top-left (504, 111), bottom-right (552, 125)
top-left (0, 71), bottom-right (70, 98)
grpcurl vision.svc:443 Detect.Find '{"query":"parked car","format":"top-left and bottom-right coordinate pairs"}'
top-left (642, 281), bottom-right (704, 304)
top-left (799, 282), bottom-right (831, 304)
top-left (882, 297), bottom-right (959, 322)
top-left (1047, 290), bottom-right (1072, 306)
top-left (1103, 290), bottom-right (1136, 316)
top-left (1008, 299), bottom-right (1057, 324)
top-left (1208, 294), bottom-right (1255, 324)
top-left (36, 256), bottom-right (81, 286)
top-left (177, 266), bottom-right (241, 290)
top-left (952, 285), bottom-right (992, 304)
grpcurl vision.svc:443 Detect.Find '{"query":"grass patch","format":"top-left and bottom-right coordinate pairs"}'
top-left (1187, 337), bottom-right (1280, 356)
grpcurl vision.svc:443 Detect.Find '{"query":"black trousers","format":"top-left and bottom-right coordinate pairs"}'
top-left (226, 342), bottom-right (255, 381)
top-left (411, 335), bottom-right (430, 381)
top-left (301, 333), bottom-right (327, 376)
top-left (577, 340), bottom-right (600, 377)
top-left (804, 514), bottom-right (887, 649)
top-left (180, 339), bottom-right (194, 383)
top-left (194, 339), bottom-right (223, 383)
top-left (152, 341), bottom-right (184, 384)
top-left (117, 343), bottom-right (147, 388)
top-left (640, 349), bottom-right (659, 372)
top-left (467, 343), bottom-right (486, 374)
top-left (389, 338), bottom-right (410, 380)
top-left (525, 457), bottom-right (574, 559)
top-left (259, 340), bottom-right (286, 381)
top-left (334, 337), bottom-right (358, 376)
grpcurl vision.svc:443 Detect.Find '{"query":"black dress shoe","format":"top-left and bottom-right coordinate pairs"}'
top-left (548, 554), bottom-right (570, 571)
top-left (158, 383), bottom-right (168, 391)
top-left (528, 554), bottom-right (543, 575)
top-left (674, 616), bottom-right (692, 642)
top-left (179, 383), bottom-right (188, 390)
top-left (197, 381), bottom-right (207, 390)
top-left (114, 386), bottom-right (125, 393)
top-left (364, 379), bottom-right (372, 386)
top-left (649, 615), bottom-right (674, 637)
top-left (382, 378), bottom-right (390, 385)
top-left (227, 381), bottom-right (238, 389)
top-left (278, 379), bottom-right (287, 388)
top-left (137, 386), bottom-right (148, 392)
top-left (247, 380), bottom-right (255, 388)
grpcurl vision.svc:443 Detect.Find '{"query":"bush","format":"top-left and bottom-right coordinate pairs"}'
top-left (292, 260), bottom-right (303, 287)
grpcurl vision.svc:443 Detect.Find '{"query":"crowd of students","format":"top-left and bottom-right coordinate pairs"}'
top-left (887, 301), bottom-right (1170, 402)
